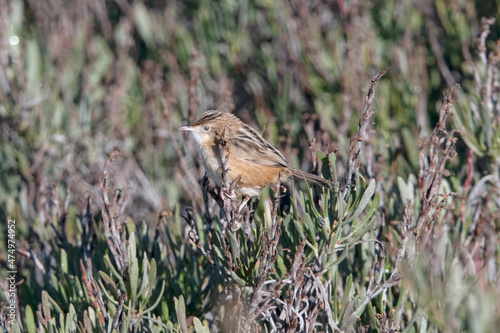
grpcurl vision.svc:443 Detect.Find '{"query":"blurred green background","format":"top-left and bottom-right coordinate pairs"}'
top-left (1, 0), bottom-right (500, 331)
top-left (2, 0), bottom-right (497, 217)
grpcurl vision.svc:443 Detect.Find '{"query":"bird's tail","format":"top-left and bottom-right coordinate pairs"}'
top-left (289, 169), bottom-right (335, 190)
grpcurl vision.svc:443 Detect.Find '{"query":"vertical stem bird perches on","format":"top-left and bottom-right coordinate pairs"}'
top-left (217, 125), bottom-right (234, 231)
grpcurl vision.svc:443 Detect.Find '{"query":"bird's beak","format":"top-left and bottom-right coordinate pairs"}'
top-left (179, 125), bottom-right (195, 132)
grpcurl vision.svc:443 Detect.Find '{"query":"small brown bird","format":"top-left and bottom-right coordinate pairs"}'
top-left (180, 110), bottom-right (333, 197)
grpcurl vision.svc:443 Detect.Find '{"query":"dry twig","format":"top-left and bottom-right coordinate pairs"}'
top-left (100, 150), bottom-right (128, 273)
top-left (344, 68), bottom-right (389, 194)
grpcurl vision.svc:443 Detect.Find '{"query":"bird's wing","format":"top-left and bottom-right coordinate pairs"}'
top-left (228, 124), bottom-right (289, 168)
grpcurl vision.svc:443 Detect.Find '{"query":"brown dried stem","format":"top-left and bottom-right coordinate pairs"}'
top-left (80, 260), bottom-right (106, 326)
top-left (344, 68), bottom-right (389, 195)
top-left (477, 18), bottom-right (496, 69)
top-left (415, 86), bottom-right (460, 240)
top-left (100, 150), bottom-right (128, 273)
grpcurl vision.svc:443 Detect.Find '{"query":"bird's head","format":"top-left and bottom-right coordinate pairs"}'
top-left (179, 110), bottom-right (236, 145)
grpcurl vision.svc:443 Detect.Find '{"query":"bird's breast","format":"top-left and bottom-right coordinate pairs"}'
top-left (197, 140), bottom-right (285, 196)
top-left (198, 143), bottom-right (224, 187)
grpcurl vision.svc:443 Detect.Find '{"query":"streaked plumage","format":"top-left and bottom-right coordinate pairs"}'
top-left (180, 110), bottom-right (333, 197)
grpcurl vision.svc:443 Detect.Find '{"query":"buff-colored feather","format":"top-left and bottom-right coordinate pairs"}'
top-left (180, 110), bottom-right (334, 196)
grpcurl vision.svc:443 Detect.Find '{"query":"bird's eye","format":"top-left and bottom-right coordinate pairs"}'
top-left (203, 125), bottom-right (210, 132)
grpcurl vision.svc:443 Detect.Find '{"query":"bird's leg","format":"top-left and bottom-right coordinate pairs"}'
top-left (237, 195), bottom-right (251, 215)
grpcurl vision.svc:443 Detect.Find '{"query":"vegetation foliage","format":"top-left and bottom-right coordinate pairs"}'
top-left (0, 0), bottom-right (499, 332)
